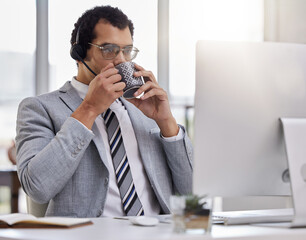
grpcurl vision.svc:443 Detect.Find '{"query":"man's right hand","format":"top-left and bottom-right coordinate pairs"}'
top-left (71, 63), bottom-right (125, 129)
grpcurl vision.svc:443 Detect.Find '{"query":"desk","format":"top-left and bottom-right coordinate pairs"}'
top-left (1, 218), bottom-right (306, 240)
top-left (0, 167), bottom-right (21, 213)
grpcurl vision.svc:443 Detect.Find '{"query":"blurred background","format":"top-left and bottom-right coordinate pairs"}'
top-left (0, 0), bottom-right (305, 214)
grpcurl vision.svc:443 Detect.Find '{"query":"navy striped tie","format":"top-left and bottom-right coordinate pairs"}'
top-left (102, 108), bottom-right (144, 216)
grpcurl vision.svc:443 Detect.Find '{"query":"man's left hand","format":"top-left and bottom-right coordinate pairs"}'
top-left (127, 63), bottom-right (179, 137)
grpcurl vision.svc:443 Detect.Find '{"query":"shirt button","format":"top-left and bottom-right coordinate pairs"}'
top-left (96, 210), bottom-right (102, 217)
top-left (104, 178), bottom-right (109, 186)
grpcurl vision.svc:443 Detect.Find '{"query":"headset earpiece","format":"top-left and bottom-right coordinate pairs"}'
top-left (70, 22), bottom-right (97, 76)
top-left (70, 24), bottom-right (86, 61)
top-left (70, 44), bottom-right (85, 61)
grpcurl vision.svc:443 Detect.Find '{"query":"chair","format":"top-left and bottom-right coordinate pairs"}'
top-left (0, 169), bottom-right (21, 213)
top-left (26, 195), bottom-right (48, 217)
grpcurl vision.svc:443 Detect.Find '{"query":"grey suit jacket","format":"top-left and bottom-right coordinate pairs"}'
top-left (16, 81), bottom-right (193, 217)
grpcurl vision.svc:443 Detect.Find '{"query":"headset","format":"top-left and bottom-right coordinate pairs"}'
top-left (70, 23), bottom-right (97, 76)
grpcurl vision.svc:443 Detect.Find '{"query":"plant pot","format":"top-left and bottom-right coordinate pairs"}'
top-left (184, 209), bottom-right (211, 233)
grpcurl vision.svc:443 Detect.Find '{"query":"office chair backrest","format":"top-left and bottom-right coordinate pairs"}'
top-left (26, 195), bottom-right (48, 217)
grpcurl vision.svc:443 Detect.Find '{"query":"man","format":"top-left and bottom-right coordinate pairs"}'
top-left (16, 5), bottom-right (192, 217)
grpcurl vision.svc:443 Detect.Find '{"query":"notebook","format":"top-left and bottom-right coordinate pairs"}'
top-left (0, 213), bottom-right (92, 228)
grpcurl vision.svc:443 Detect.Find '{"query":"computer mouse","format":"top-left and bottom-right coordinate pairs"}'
top-left (129, 216), bottom-right (159, 226)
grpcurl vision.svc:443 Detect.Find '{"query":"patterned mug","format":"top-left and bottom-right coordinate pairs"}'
top-left (115, 62), bottom-right (144, 99)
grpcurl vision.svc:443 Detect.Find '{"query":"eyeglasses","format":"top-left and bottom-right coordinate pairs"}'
top-left (88, 43), bottom-right (139, 61)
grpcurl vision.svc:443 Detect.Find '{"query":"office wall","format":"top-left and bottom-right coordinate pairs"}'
top-left (265, 0), bottom-right (306, 43)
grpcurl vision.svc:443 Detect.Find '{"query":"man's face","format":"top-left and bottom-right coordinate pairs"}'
top-left (83, 19), bottom-right (133, 80)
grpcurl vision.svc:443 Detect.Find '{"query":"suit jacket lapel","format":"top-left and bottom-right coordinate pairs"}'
top-left (58, 81), bottom-right (110, 170)
top-left (58, 81), bottom-right (82, 113)
top-left (91, 123), bottom-right (110, 171)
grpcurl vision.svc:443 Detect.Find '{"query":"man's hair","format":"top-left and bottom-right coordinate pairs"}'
top-left (70, 5), bottom-right (134, 55)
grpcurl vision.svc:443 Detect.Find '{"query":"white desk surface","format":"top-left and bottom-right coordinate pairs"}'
top-left (1, 218), bottom-right (306, 240)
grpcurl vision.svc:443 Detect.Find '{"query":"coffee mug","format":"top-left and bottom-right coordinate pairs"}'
top-left (115, 62), bottom-right (144, 99)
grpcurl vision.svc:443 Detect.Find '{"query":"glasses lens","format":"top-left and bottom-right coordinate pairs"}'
top-left (123, 47), bottom-right (138, 61)
top-left (100, 44), bottom-right (139, 60)
top-left (102, 44), bottom-right (120, 59)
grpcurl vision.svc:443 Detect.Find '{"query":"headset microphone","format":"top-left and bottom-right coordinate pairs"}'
top-left (79, 59), bottom-right (97, 77)
top-left (70, 24), bottom-right (97, 76)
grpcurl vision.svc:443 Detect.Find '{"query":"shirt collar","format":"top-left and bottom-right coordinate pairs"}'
top-left (71, 77), bottom-right (88, 100)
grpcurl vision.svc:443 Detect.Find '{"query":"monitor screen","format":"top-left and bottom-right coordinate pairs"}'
top-left (193, 41), bottom-right (306, 197)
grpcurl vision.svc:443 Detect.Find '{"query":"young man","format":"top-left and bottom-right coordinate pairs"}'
top-left (16, 6), bottom-right (192, 217)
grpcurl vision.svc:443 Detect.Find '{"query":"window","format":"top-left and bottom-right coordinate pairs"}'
top-left (169, 0), bottom-right (264, 99)
top-left (0, 0), bottom-right (36, 166)
top-left (168, 0), bottom-right (263, 138)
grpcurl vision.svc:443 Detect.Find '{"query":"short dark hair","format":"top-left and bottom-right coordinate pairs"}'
top-left (70, 5), bottom-right (134, 57)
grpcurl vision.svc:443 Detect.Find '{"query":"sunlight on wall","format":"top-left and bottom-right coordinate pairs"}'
top-left (169, 0), bottom-right (264, 98)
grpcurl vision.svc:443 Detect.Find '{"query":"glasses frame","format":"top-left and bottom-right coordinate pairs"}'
top-left (88, 43), bottom-right (139, 61)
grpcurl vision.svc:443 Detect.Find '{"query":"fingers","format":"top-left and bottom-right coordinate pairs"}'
top-left (96, 63), bottom-right (122, 85)
top-left (100, 62), bottom-right (119, 79)
top-left (134, 81), bottom-right (167, 100)
top-left (101, 68), bottom-right (120, 81)
top-left (132, 63), bottom-right (168, 100)
top-left (134, 63), bottom-right (145, 71)
top-left (101, 62), bottom-right (115, 73)
top-left (113, 82), bottom-right (126, 92)
top-left (88, 62), bottom-right (125, 96)
top-left (141, 88), bottom-right (167, 100)
top-left (134, 63), bottom-right (157, 84)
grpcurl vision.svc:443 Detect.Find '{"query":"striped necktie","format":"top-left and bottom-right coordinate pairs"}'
top-left (102, 108), bottom-right (144, 216)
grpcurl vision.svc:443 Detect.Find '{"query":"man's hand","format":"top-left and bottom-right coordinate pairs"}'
top-left (127, 63), bottom-right (179, 137)
top-left (71, 63), bottom-right (125, 129)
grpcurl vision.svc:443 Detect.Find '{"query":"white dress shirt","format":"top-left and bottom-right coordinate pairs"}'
top-left (71, 77), bottom-right (183, 216)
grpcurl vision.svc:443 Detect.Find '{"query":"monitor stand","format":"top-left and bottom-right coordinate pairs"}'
top-left (281, 118), bottom-right (306, 227)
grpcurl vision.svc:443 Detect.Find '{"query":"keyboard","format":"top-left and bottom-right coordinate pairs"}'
top-left (212, 208), bottom-right (294, 225)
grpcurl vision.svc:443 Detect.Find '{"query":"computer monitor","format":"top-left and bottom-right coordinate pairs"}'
top-left (193, 41), bottom-right (306, 197)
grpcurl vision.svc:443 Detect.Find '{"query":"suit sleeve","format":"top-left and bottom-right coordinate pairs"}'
top-left (160, 125), bottom-right (193, 195)
top-left (15, 97), bottom-right (94, 204)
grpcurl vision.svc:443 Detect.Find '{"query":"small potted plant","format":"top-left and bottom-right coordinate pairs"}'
top-left (183, 194), bottom-right (212, 232)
